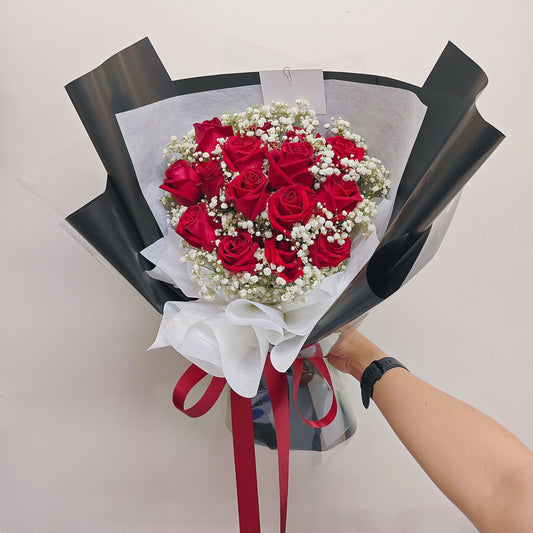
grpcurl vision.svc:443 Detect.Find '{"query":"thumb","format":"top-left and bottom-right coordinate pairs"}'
top-left (326, 332), bottom-right (354, 374)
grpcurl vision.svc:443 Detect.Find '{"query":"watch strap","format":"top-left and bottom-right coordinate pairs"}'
top-left (360, 357), bottom-right (408, 409)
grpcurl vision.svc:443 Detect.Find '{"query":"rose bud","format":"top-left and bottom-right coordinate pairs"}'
top-left (266, 141), bottom-right (315, 188)
top-left (264, 238), bottom-right (303, 282)
top-left (268, 183), bottom-right (316, 237)
top-left (222, 135), bottom-right (266, 173)
top-left (176, 203), bottom-right (220, 251)
top-left (309, 233), bottom-right (351, 268)
top-left (316, 175), bottom-right (363, 219)
top-left (218, 230), bottom-right (259, 274)
top-left (226, 169), bottom-right (270, 220)
top-left (326, 135), bottom-right (365, 162)
top-left (160, 160), bottom-right (202, 206)
top-left (195, 160), bottom-right (225, 199)
top-left (193, 117), bottom-right (234, 154)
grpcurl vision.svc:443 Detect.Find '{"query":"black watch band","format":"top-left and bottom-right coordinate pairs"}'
top-left (360, 357), bottom-right (408, 409)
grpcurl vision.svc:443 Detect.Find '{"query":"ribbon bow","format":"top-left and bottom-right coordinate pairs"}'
top-left (172, 346), bottom-right (338, 533)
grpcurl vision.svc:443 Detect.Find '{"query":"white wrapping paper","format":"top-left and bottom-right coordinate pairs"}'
top-left (116, 80), bottom-right (427, 397)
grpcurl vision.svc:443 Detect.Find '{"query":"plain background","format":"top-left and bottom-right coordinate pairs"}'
top-left (1, 1), bottom-right (532, 531)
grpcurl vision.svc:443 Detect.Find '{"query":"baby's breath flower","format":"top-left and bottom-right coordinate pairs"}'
top-left (159, 101), bottom-right (390, 305)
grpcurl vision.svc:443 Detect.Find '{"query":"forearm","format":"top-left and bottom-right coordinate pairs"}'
top-left (373, 368), bottom-right (533, 532)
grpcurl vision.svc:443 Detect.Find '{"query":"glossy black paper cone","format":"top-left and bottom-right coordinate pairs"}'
top-left (65, 38), bottom-right (187, 311)
top-left (64, 38), bottom-right (417, 312)
top-left (67, 178), bottom-right (183, 312)
top-left (66, 38), bottom-right (502, 321)
top-left (65, 38), bottom-right (178, 247)
top-left (306, 43), bottom-right (504, 344)
top-left (64, 38), bottom-right (503, 451)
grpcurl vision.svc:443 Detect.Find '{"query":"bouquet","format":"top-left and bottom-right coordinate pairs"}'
top-left (61, 38), bottom-right (503, 532)
top-left (146, 100), bottom-right (390, 397)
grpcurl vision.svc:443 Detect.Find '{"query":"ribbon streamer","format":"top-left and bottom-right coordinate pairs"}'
top-left (231, 390), bottom-right (261, 533)
top-left (172, 352), bottom-right (337, 533)
top-left (264, 356), bottom-right (290, 533)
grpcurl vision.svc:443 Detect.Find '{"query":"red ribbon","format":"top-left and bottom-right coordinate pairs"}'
top-left (293, 356), bottom-right (338, 428)
top-left (172, 350), bottom-right (337, 533)
top-left (264, 356), bottom-right (291, 533)
top-left (172, 364), bottom-right (226, 417)
top-left (230, 390), bottom-right (261, 533)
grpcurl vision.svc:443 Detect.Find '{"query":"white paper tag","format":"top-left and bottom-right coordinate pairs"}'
top-left (259, 68), bottom-right (326, 114)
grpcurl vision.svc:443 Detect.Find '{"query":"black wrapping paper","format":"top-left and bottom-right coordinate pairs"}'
top-left (66, 38), bottom-right (188, 311)
top-left (64, 39), bottom-right (503, 450)
top-left (66, 38), bottom-right (502, 324)
top-left (307, 43), bottom-right (504, 343)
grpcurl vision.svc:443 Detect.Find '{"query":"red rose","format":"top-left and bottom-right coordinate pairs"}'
top-left (218, 230), bottom-right (259, 274)
top-left (326, 135), bottom-right (365, 161)
top-left (268, 184), bottom-right (316, 236)
top-left (316, 175), bottom-right (363, 218)
top-left (264, 238), bottom-right (303, 282)
top-left (222, 135), bottom-right (266, 172)
top-left (309, 233), bottom-right (351, 268)
top-left (225, 169), bottom-right (269, 220)
top-left (266, 141), bottom-right (315, 188)
top-left (160, 160), bottom-right (202, 206)
top-left (195, 160), bottom-right (225, 198)
top-left (193, 118), bottom-right (234, 154)
top-left (176, 203), bottom-right (219, 251)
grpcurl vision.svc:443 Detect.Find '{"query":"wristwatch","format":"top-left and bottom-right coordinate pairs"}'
top-left (360, 357), bottom-right (408, 408)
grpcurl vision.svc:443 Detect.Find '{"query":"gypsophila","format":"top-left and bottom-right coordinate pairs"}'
top-left (159, 101), bottom-right (391, 305)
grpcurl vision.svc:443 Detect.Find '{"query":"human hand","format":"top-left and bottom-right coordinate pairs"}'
top-left (326, 327), bottom-right (386, 381)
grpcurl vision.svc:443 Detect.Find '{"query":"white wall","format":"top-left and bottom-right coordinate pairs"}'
top-left (1, 1), bottom-right (532, 531)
